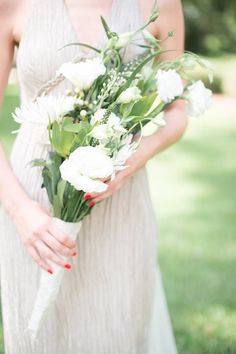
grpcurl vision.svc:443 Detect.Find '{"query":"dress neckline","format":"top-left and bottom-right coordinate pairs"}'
top-left (62, 0), bottom-right (114, 56)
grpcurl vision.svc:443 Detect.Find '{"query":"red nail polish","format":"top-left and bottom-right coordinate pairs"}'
top-left (65, 263), bottom-right (72, 269)
top-left (72, 252), bottom-right (77, 256)
top-left (47, 269), bottom-right (53, 274)
top-left (84, 194), bottom-right (91, 200)
top-left (88, 201), bottom-right (95, 207)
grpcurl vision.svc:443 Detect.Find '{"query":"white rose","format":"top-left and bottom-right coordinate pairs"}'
top-left (60, 146), bottom-right (114, 193)
top-left (12, 94), bottom-right (76, 125)
top-left (58, 57), bottom-right (106, 91)
top-left (156, 69), bottom-right (184, 103)
top-left (117, 87), bottom-right (142, 104)
top-left (186, 80), bottom-right (212, 117)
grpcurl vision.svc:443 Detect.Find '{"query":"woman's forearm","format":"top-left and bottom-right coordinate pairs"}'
top-left (141, 101), bottom-right (188, 161)
top-left (0, 143), bottom-right (30, 217)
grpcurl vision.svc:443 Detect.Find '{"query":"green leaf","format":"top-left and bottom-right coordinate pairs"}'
top-left (57, 179), bottom-right (67, 206)
top-left (63, 123), bottom-right (82, 133)
top-left (147, 101), bottom-right (167, 118)
top-left (63, 121), bottom-right (92, 147)
top-left (130, 92), bottom-right (157, 116)
top-left (119, 101), bottom-right (136, 118)
top-left (51, 121), bottom-right (75, 157)
top-left (73, 122), bottom-right (93, 147)
top-left (53, 195), bottom-right (62, 218)
top-left (100, 16), bottom-right (113, 39)
top-left (47, 152), bottom-right (63, 196)
top-left (42, 167), bottom-right (53, 204)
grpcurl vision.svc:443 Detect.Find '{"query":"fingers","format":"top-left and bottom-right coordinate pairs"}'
top-left (92, 189), bottom-right (114, 203)
top-left (90, 182), bottom-right (119, 204)
top-left (88, 172), bottom-right (126, 203)
top-left (85, 181), bottom-right (115, 200)
top-left (41, 231), bottom-right (77, 258)
top-left (48, 222), bottom-right (76, 249)
top-left (27, 245), bottom-right (53, 274)
top-left (34, 239), bottom-right (72, 269)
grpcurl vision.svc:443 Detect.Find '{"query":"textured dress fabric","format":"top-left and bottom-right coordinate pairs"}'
top-left (0, 0), bottom-right (178, 353)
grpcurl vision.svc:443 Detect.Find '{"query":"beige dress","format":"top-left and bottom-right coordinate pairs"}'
top-left (0, 0), bottom-right (178, 353)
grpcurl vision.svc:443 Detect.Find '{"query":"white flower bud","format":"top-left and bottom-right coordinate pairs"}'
top-left (117, 87), bottom-right (141, 104)
top-left (74, 87), bottom-right (81, 94)
top-left (77, 99), bottom-right (84, 106)
top-left (80, 110), bottom-right (87, 117)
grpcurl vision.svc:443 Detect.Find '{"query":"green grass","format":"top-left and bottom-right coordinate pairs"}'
top-left (0, 86), bottom-right (236, 353)
top-left (210, 55), bottom-right (236, 96)
top-left (148, 98), bottom-right (236, 353)
top-left (0, 85), bottom-right (20, 154)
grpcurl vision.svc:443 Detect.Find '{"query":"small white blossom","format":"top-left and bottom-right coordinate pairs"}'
top-left (91, 109), bottom-right (122, 127)
top-left (90, 109), bottom-right (106, 125)
top-left (60, 146), bottom-right (114, 193)
top-left (80, 110), bottom-right (87, 117)
top-left (74, 87), bottom-right (81, 94)
top-left (156, 69), bottom-right (184, 103)
top-left (90, 109), bottom-right (126, 143)
top-left (107, 113), bottom-right (121, 127)
top-left (77, 98), bottom-right (84, 105)
top-left (91, 124), bottom-right (111, 141)
top-left (186, 80), bottom-right (212, 117)
top-left (58, 57), bottom-right (106, 91)
top-left (117, 87), bottom-right (142, 104)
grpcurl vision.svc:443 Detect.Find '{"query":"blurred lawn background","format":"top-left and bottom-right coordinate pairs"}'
top-left (0, 2), bottom-right (236, 353)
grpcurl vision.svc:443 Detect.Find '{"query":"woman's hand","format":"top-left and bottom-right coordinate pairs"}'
top-left (86, 135), bottom-right (151, 204)
top-left (12, 199), bottom-right (77, 274)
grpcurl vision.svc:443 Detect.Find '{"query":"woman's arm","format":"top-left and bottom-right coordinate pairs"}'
top-left (88, 0), bottom-right (187, 204)
top-left (146, 0), bottom-right (187, 155)
top-left (0, 1), bottom-right (31, 216)
top-left (0, 0), bottom-right (77, 272)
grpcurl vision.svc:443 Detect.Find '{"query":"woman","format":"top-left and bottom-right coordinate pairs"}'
top-left (0, 0), bottom-right (186, 353)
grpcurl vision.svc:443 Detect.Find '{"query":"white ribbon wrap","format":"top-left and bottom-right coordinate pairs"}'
top-left (27, 217), bottom-right (82, 341)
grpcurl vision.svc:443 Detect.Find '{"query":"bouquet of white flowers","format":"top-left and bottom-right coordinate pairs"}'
top-left (13, 4), bottom-right (213, 340)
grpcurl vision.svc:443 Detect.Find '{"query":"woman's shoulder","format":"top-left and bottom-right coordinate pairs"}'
top-left (0, 0), bottom-right (21, 15)
top-left (0, 0), bottom-right (30, 46)
top-left (141, 0), bottom-right (182, 38)
top-left (141, 0), bottom-right (182, 13)
top-left (0, 0), bottom-right (23, 31)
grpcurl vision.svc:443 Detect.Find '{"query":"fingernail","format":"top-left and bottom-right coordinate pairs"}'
top-left (65, 263), bottom-right (72, 269)
top-left (72, 252), bottom-right (77, 256)
top-left (84, 194), bottom-right (91, 200)
top-left (88, 201), bottom-right (95, 207)
top-left (47, 269), bottom-right (53, 274)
